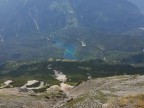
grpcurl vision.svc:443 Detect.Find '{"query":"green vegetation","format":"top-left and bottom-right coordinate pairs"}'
top-left (32, 87), bottom-right (47, 93)
top-left (26, 81), bottom-right (41, 88)
top-left (0, 59), bottom-right (144, 87)
top-left (1, 28), bottom-right (144, 64)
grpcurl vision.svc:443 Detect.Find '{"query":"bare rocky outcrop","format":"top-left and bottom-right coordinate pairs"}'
top-left (0, 75), bottom-right (144, 108)
top-left (62, 75), bottom-right (144, 108)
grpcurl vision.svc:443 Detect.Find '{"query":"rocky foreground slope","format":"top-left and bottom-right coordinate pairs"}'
top-left (66, 75), bottom-right (144, 108)
top-left (0, 75), bottom-right (144, 108)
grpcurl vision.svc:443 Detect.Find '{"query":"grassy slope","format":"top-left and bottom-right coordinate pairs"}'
top-left (0, 59), bottom-right (144, 87)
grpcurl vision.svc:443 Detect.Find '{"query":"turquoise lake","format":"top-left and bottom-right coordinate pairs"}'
top-left (54, 39), bottom-right (77, 60)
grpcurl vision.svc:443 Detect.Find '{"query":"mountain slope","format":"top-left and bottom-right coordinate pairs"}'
top-left (0, 60), bottom-right (144, 107)
top-left (0, 0), bottom-right (144, 37)
top-left (0, 75), bottom-right (144, 108)
top-left (62, 75), bottom-right (144, 108)
top-left (1, 29), bottom-right (144, 64)
top-left (128, 0), bottom-right (144, 14)
top-left (0, 0), bottom-right (144, 63)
